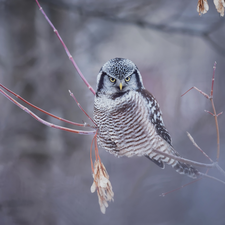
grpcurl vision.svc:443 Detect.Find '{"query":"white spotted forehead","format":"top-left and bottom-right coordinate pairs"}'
top-left (102, 58), bottom-right (136, 79)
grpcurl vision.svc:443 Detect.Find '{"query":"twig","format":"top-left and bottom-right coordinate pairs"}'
top-left (0, 87), bottom-right (96, 135)
top-left (152, 149), bottom-right (215, 169)
top-left (69, 90), bottom-right (97, 126)
top-left (181, 86), bottom-right (210, 99)
top-left (0, 83), bottom-right (85, 127)
top-left (161, 65), bottom-right (225, 195)
top-left (35, 0), bottom-right (96, 95)
top-left (217, 111), bottom-right (223, 117)
top-left (210, 62), bottom-right (220, 160)
top-left (215, 163), bottom-right (225, 177)
top-left (204, 110), bottom-right (214, 116)
top-left (160, 177), bottom-right (203, 197)
top-left (187, 132), bottom-right (213, 163)
top-left (160, 167), bottom-right (225, 197)
top-left (182, 62), bottom-right (221, 161)
top-left (198, 172), bottom-right (225, 185)
top-left (90, 132), bottom-right (98, 173)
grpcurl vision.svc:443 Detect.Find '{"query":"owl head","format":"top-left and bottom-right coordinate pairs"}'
top-left (96, 58), bottom-right (144, 95)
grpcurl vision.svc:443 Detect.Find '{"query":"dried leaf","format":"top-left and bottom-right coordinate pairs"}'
top-left (91, 160), bottom-right (114, 214)
top-left (197, 0), bottom-right (209, 15)
top-left (214, 0), bottom-right (225, 16)
top-left (90, 181), bottom-right (96, 193)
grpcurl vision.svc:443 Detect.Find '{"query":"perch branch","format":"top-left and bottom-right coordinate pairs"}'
top-left (152, 149), bottom-right (215, 169)
top-left (0, 83), bottom-right (86, 127)
top-left (0, 87), bottom-right (96, 135)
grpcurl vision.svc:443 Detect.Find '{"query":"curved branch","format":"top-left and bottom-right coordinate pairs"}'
top-left (0, 83), bottom-right (87, 127)
top-left (152, 149), bottom-right (215, 169)
top-left (0, 87), bottom-right (96, 135)
top-left (198, 172), bottom-right (225, 185)
top-left (35, 0), bottom-right (96, 95)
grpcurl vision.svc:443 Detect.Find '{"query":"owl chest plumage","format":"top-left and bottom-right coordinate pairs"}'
top-left (94, 90), bottom-right (161, 157)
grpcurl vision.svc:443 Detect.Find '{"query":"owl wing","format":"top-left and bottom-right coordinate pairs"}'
top-left (140, 88), bottom-right (172, 146)
top-left (139, 89), bottom-right (173, 168)
top-left (140, 89), bottom-right (199, 177)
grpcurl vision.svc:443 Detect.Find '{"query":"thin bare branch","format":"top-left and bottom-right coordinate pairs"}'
top-left (160, 177), bottom-right (203, 197)
top-left (69, 90), bottom-right (96, 126)
top-left (0, 83), bottom-right (85, 127)
top-left (182, 63), bottom-right (221, 161)
top-left (198, 172), bottom-right (225, 185)
top-left (35, 0), bottom-right (96, 95)
top-left (217, 111), bottom-right (223, 116)
top-left (210, 62), bottom-right (220, 161)
top-left (215, 163), bottom-right (225, 177)
top-left (204, 110), bottom-right (214, 116)
top-left (181, 86), bottom-right (210, 99)
top-left (211, 62), bottom-right (217, 97)
top-left (152, 149), bottom-right (215, 169)
top-left (90, 132), bottom-right (97, 173)
top-left (0, 88), bottom-right (96, 135)
top-left (187, 132), bottom-right (213, 163)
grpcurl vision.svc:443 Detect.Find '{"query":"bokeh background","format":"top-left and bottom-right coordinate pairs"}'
top-left (0, 0), bottom-right (225, 224)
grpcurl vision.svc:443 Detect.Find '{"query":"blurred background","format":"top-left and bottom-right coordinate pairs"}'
top-left (0, 0), bottom-right (225, 224)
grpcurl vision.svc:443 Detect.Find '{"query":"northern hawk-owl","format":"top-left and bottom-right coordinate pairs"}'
top-left (94, 58), bottom-right (199, 178)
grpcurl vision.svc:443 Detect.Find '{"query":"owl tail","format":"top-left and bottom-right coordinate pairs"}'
top-left (172, 161), bottom-right (199, 179)
top-left (146, 149), bottom-right (199, 179)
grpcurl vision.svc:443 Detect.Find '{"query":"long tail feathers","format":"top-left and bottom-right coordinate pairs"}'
top-left (146, 149), bottom-right (199, 179)
top-left (172, 161), bottom-right (199, 179)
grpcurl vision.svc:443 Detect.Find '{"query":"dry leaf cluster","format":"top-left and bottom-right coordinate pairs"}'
top-left (91, 160), bottom-right (114, 214)
top-left (197, 0), bottom-right (225, 16)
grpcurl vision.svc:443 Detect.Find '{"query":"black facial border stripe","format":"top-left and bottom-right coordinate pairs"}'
top-left (96, 71), bottom-right (107, 93)
top-left (134, 70), bottom-right (143, 89)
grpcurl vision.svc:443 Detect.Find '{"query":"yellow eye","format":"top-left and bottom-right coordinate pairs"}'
top-left (125, 76), bottom-right (131, 82)
top-left (109, 77), bottom-right (116, 83)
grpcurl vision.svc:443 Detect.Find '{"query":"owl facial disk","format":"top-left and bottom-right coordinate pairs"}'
top-left (96, 58), bottom-right (145, 95)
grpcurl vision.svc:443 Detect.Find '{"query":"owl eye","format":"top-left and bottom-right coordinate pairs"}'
top-left (109, 77), bottom-right (116, 83)
top-left (125, 76), bottom-right (131, 82)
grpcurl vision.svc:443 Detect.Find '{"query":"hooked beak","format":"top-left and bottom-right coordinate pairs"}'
top-left (119, 83), bottom-right (123, 90)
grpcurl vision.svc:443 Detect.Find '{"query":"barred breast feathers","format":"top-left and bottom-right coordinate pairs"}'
top-left (94, 90), bottom-right (158, 157)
